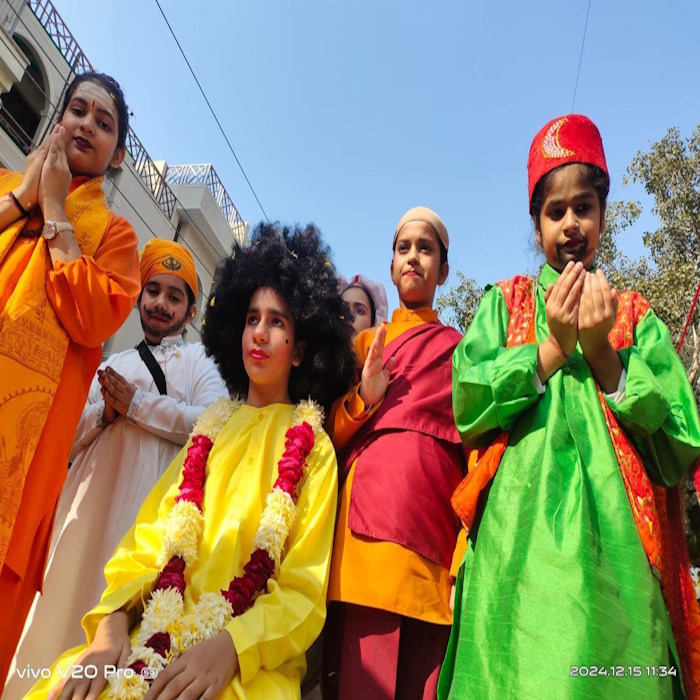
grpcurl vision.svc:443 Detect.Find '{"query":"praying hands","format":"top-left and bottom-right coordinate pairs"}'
top-left (98, 367), bottom-right (137, 423)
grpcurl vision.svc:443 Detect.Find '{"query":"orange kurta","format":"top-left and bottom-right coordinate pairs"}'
top-left (0, 173), bottom-right (140, 681)
top-left (328, 307), bottom-right (464, 625)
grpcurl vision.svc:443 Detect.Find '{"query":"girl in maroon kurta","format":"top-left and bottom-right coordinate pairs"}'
top-left (324, 207), bottom-right (467, 700)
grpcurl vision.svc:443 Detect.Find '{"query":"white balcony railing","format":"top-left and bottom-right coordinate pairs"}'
top-left (166, 163), bottom-right (247, 242)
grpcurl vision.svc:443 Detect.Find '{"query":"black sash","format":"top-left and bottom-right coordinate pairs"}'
top-left (136, 340), bottom-right (167, 395)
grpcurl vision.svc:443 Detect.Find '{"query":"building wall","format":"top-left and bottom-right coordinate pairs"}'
top-left (9, 6), bottom-right (73, 142)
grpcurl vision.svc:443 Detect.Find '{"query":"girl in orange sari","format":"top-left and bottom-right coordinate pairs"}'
top-left (0, 71), bottom-right (140, 688)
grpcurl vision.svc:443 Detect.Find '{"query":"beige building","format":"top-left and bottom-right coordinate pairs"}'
top-left (0, 0), bottom-right (248, 353)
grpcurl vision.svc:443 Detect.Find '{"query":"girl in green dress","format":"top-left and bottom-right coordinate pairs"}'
top-left (439, 115), bottom-right (700, 699)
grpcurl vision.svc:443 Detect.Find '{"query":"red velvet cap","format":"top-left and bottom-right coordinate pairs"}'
top-left (527, 115), bottom-right (608, 208)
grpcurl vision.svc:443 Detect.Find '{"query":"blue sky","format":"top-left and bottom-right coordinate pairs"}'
top-left (52, 0), bottom-right (700, 310)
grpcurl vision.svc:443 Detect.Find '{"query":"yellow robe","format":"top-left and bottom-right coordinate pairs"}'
top-left (27, 402), bottom-right (338, 700)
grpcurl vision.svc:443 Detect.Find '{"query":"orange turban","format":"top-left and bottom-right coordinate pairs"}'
top-left (139, 239), bottom-right (198, 298)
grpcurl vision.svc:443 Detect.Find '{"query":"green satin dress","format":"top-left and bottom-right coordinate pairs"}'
top-left (439, 264), bottom-right (700, 700)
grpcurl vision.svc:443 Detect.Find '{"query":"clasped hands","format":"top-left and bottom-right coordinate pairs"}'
top-left (15, 124), bottom-right (72, 218)
top-left (544, 260), bottom-right (618, 359)
top-left (98, 367), bottom-right (137, 424)
top-left (540, 260), bottom-right (622, 392)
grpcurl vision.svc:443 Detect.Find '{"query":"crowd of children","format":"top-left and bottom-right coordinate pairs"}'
top-left (1, 69), bottom-right (699, 700)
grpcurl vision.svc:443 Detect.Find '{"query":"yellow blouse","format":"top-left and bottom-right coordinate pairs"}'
top-left (28, 403), bottom-right (338, 700)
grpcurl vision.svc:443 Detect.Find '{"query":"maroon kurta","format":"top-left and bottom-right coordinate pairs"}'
top-left (340, 323), bottom-right (465, 569)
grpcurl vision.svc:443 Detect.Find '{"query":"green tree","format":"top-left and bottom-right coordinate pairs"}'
top-left (602, 124), bottom-right (700, 393)
top-left (436, 271), bottom-right (483, 333)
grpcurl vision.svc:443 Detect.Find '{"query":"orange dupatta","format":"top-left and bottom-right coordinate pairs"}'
top-left (0, 171), bottom-right (111, 571)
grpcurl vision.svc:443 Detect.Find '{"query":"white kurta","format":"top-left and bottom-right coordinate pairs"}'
top-left (6, 336), bottom-right (228, 698)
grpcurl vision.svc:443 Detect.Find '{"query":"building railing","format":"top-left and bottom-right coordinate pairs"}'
top-left (166, 163), bottom-right (247, 241)
top-left (28, 0), bottom-right (90, 73)
top-left (125, 130), bottom-right (177, 218)
top-left (25, 0), bottom-right (240, 226)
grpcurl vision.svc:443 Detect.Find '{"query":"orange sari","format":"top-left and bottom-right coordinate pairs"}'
top-left (0, 169), bottom-right (139, 683)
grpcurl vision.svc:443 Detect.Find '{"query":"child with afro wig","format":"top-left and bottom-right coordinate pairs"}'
top-left (203, 222), bottom-right (355, 412)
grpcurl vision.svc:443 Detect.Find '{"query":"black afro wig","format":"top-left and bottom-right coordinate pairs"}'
top-left (202, 222), bottom-right (356, 413)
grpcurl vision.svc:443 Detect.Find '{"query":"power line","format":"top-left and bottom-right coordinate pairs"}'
top-left (153, 0), bottom-right (270, 222)
top-left (571, 0), bottom-right (593, 113)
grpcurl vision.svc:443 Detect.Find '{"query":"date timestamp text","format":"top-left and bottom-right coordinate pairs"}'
top-left (570, 666), bottom-right (677, 678)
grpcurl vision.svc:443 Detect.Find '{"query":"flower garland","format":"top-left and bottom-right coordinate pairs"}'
top-left (110, 397), bottom-right (324, 699)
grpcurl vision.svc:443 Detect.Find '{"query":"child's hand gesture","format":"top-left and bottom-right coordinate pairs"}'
top-left (578, 269), bottom-right (618, 359)
top-left (544, 261), bottom-right (586, 358)
top-left (98, 367), bottom-right (137, 418)
top-left (38, 125), bottom-right (72, 212)
top-left (47, 611), bottom-right (131, 700)
top-left (14, 125), bottom-right (56, 212)
top-left (359, 323), bottom-right (396, 407)
top-left (577, 269), bottom-right (623, 393)
top-left (101, 394), bottom-right (119, 425)
top-left (144, 631), bottom-right (239, 700)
